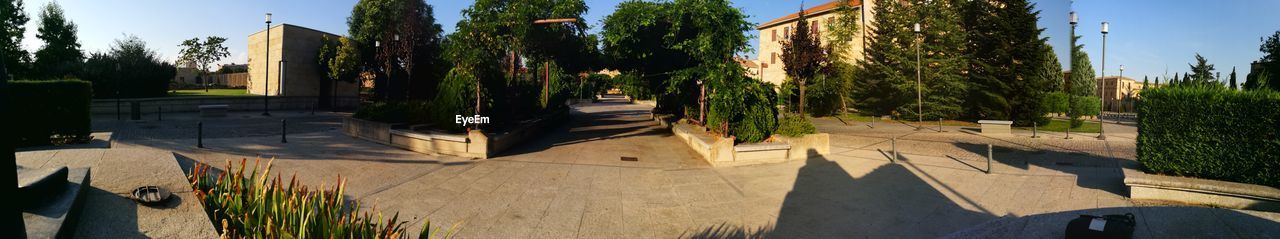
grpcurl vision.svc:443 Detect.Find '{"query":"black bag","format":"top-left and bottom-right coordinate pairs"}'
top-left (1065, 213), bottom-right (1136, 239)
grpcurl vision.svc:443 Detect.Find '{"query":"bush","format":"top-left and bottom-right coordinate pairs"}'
top-left (1137, 87), bottom-right (1280, 187)
top-left (429, 68), bottom-right (478, 132)
top-left (776, 114), bottom-right (817, 137)
top-left (353, 100), bottom-right (430, 124)
top-left (190, 159), bottom-right (456, 238)
top-left (1041, 92), bottom-right (1069, 114)
top-left (10, 80), bottom-right (92, 147)
top-left (79, 36), bottom-right (176, 99)
top-left (705, 64), bottom-right (777, 143)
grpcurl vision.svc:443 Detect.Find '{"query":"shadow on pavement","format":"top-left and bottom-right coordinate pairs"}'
top-left (498, 104), bottom-right (668, 157)
top-left (684, 149), bottom-right (996, 238)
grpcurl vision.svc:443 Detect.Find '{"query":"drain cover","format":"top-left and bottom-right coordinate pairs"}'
top-left (131, 186), bottom-right (172, 206)
top-left (621, 156), bottom-right (638, 162)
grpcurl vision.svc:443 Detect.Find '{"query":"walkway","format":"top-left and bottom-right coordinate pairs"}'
top-left (63, 103), bottom-right (1277, 238)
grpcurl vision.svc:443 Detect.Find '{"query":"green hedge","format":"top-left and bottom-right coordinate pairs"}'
top-left (10, 80), bottom-right (93, 146)
top-left (1137, 87), bottom-right (1280, 187)
top-left (776, 114), bottom-right (816, 137)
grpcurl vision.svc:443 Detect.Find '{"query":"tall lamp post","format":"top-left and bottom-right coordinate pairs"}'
top-left (1066, 11), bottom-right (1077, 139)
top-left (913, 22), bottom-right (923, 128)
top-left (1117, 64), bottom-right (1124, 115)
top-left (531, 18), bottom-right (578, 109)
top-left (1097, 21), bottom-right (1109, 140)
top-left (262, 13), bottom-right (272, 116)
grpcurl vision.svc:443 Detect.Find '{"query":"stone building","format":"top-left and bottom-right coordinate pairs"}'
top-left (1099, 76), bottom-right (1145, 112)
top-left (756, 0), bottom-right (874, 87)
top-left (246, 24), bottom-right (359, 99)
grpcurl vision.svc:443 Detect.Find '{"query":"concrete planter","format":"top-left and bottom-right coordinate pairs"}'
top-left (666, 119), bottom-right (829, 167)
top-left (1122, 165), bottom-right (1280, 212)
top-left (343, 109), bottom-right (569, 159)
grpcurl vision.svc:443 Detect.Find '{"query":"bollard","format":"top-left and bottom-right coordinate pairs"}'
top-left (986, 144), bottom-right (993, 174)
top-left (891, 136), bottom-right (898, 163)
top-left (938, 118), bottom-right (944, 132)
top-left (281, 119), bottom-right (288, 143)
top-left (157, 106), bottom-right (162, 121)
top-left (1031, 122), bottom-right (1039, 138)
top-left (197, 122), bottom-right (204, 148)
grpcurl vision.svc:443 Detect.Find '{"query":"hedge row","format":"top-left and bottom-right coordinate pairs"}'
top-left (9, 80), bottom-right (93, 146)
top-left (1137, 87), bottom-right (1280, 187)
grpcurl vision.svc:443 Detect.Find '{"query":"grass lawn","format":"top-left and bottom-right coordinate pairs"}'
top-left (169, 89), bottom-right (250, 97)
top-left (1018, 119), bottom-right (1101, 133)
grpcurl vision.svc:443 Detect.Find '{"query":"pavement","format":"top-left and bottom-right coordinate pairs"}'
top-left (40, 100), bottom-right (1279, 238)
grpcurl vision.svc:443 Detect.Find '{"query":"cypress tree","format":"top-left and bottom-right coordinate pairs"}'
top-left (1069, 35), bottom-right (1096, 96)
top-left (1143, 76), bottom-right (1149, 89)
top-left (1229, 67), bottom-right (1238, 90)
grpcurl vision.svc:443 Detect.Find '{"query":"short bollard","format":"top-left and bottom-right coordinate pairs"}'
top-left (1031, 122), bottom-right (1040, 138)
top-left (986, 144), bottom-right (993, 174)
top-left (938, 118), bottom-right (944, 132)
top-left (157, 106), bottom-right (162, 121)
top-left (197, 122), bottom-right (204, 148)
top-left (281, 119), bottom-right (288, 143)
top-left (891, 136), bottom-right (898, 163)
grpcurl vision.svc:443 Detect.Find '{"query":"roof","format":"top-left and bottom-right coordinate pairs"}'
top-left (735, 57), bottom-right (760, 68)
top-left (248, 23), bottom-right (342, 38)
top-left (757, 0), bottom-right (862, 30)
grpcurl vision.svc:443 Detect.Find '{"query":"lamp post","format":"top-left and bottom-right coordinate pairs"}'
top-left (698, 80), bottom-right (705, 125)
top-left (1118, 64), bottom-right (1124, 115)
top-left (1098, 21), bottom-right (1109, 140)
top-left (529, 18), bottom-right (578, 110)
top-left (1066, 11), bottom-right (1077, 139)
top-left (262, 13), bottom-right (272, 116)
top-left (913, 22), bottom-right (923, 129)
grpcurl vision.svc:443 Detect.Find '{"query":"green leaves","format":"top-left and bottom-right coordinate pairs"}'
top-left (1137, 87), bottom-right (1280, 187)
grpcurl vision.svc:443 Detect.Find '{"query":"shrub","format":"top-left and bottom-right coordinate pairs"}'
top-left (189, 159), bottom-right (456, 238)
top-left (79, 36), bottom-right (176, 99)
top-left (10, 80), bottom-right (92, 147)
top-left (776, 114), bottom-right (817, 137)
top-left (705, 64), bottom-right (777, 143)
top-left (429, 68), bottom-right (478, 132)
top-left (1041, 92), bottom-right (1069, 114)
top-left (1137, 87), bottom-right (1280, 187)
top-left (353, 100), bottom-right (430, 124)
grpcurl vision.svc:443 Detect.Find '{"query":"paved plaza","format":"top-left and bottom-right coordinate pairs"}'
top-left (21, 98), bottom-right (1275, 238)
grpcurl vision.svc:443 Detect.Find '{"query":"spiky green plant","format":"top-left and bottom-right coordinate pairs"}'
top-left (189, 158), bottom-right (458, 239)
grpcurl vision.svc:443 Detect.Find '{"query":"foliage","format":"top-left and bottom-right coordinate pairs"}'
top-left (610, 72), bottom-right (651, 99)
top-left (1229, 67), bottom-right (1238, 90)
top-left (1040, 42), bottom-right (1064, 92)
top-left (1180, 53), bottom-right (1224, 89)
top-left (428, 68), bottom-right (476, 132)
top-left (1040, 92), bottom-right (1069, 114)
top-left (857, 0), bottom-right (967, 120)
top-left (32, 2), bottom-right (81, 80)
top-left (780, 10), bottom-right (826, 116)
top-left (0, 0), bottom-right (28, 79)
top-left (602, 1), bottom-right (689, 111)
top-left (1137, 87), bottom-right (1280, 187)
top-left (1072, 95), bottom-right (1100, 117)
top-left (189, 158), bottom-right (457, 238)
top-left (352, 100), bottom-right (430, 124)
top-left (9, 80), bottom-right (91, 147)
top-left (700, 64), bottom-right (777, 143)
top-left (1245, 30), bottom-right (1280, 91)
top-left (823, 0), bottom-right (861, 63)
top-left (800, 74), bottom-right (843, 117)
top-left (961, 0), bottom-right (1052, 126)
top-left (775, 114), bottom-right (816, 137)
top-left (317, 36), bottom-right (362, 103)
top-left (176, 36), bottom-right (230, 86)
top-left (78, 36), bottom-right (176, 98)
top-left (349, 0), bottom-right (446, 100)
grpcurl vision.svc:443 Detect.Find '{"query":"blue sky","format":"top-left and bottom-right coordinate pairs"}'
top-left (20, 0), bottom-right (1276, 81)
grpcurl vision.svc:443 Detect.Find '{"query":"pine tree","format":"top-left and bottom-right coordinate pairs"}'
top-left (1143, 76), bottom-right (1149, 89)
top-left (855, 0), bottom-right (917, 115)
top-left (1070, 35), bottom-right (1096, 96)
top-left (33, 2), bottom-right (81, 79)
top-left (961, 0), bottom-right (1049, 125)
top-left (1229, 67), bottom-right (1238, 90)
top-left (912, 0), bottom-right (968, 120)
top-left (0, 0), bottom-right (29, 79)
top-left (1172, 72), bottom-right (1180, 86)
top-left (781, 9), bottom-right (826, 116)
top-left (1040, 42), bottom-right (1064, 94)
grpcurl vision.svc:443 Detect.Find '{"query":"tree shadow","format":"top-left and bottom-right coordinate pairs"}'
top-left (951, 143), bottom-right (1126, 197)
top-left (497, 104), bottom-right (669, 157)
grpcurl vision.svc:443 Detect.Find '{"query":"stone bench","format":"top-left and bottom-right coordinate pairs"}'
top-left (977, 120), bottom-right (1013, 135)
top-left (197, 104), bottom-right (229, 117)
top-left (1123, 166), bottom-right (1280, 212)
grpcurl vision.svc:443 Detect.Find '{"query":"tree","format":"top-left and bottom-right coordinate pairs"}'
top-left (176, 36), bottom-right (229, 91)
top-left (79, 36), bottom-right (176, 98)
top-left (781, 9), bottom-right (826, 116)
top-left (1185, 53), bottom-right (1219, 87)
top-left (1143, 76), bottom-right (1149, 89)
top-left (1069, 35), bottom-right (1096, 96)
top-left (822, 0), bottom-right (860, 114)
top-left (32, 2), bottom-right (80, 80)
top-left (603, 1), bottom-right (690, 113)
top-left (1229, 67), bottom-right (1237, 90)
top-left (348, 0), bottom-right (445, 100)
top-left (1154, 77), bottom-right (1159, 88)
top-left (0, 0), bottom-right (28, 79)
top-left (317, 36), bottom-right (361, 108)
top-left (1245, 30), bottom-right (1280, 91)
top-left (1040, 42), bottom-right (1064, 94)
top-left (961, 0), bottom-right (1050, 125)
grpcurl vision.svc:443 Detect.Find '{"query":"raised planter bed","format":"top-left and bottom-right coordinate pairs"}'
top-left (343, 109), bottom-right (569, 159)
top-left (1122, 163), bottom-right (1280, 212)
top-left (666, 119), bottom-right (830, 167)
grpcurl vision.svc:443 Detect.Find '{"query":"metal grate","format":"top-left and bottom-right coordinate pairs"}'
top-left (621, 156), bottom-right (638, 162)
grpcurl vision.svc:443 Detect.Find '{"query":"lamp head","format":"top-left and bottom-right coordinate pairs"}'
top-left (265, 13), bottom-right (272, 24)
top-left (913, 23), bottom-right (921, 33)
top-left (1069, 11), bottom-right (1077, 25)
top-left (1101, 22), bottom-right (1109, 34)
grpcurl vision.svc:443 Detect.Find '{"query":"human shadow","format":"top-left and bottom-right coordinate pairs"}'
top-left (685, 150), bottom-right (996, 238)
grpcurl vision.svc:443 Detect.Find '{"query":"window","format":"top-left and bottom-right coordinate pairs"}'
top-left (784, 27), bottom-right (790, 39)
top-left (771, 53), bottom-right (776, 64)
top-left (772, 29), bottom-right (776, 41)
top-left (811, 21), bottom-right (818, 35)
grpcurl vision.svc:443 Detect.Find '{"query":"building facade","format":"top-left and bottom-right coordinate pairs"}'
top-left (247, 24), bottom-right (359, 98)
top-left (756, 0), bottom-right (874, 87)
top-left (1099, 76), bottom-right (1145, 112)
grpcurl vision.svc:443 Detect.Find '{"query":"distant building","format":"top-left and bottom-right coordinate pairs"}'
top-left (172, 61), bottom-right (201, 86)
top-left (756, 0), bottom-right (873, 87)
top-left (247, 24), bottom-right (359, 98)
top-left (1099, 76), bottom-right (1145, 112)
top-left (735, 57), bottom-right (762, 80)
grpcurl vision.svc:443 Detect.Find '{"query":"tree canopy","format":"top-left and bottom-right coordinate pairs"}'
top-left (32, 1), bottom-right (80, 80)
top-left (0, 0), bottom-right (29, 79)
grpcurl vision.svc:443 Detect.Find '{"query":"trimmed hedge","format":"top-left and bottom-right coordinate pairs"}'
top-left (10, 80), bottom-right (93, 146)
top-left (776, 114), bottom-right (817, 137)
top-left (1137, 87), bottom-right (1280, 187)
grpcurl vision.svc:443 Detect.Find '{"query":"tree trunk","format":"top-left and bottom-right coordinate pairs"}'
top-left (798, 79), bottom-right (807, 116)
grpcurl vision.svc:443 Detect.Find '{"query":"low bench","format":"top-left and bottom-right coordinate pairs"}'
top-left (198, 104), bottom-right (229, 117)
top-left (977, 120), bottom-right (1013, 135)
top-left (1123, 166), bottom-right (1280, 211)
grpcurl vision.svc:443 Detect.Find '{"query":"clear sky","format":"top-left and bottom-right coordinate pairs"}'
top-left (28, 0), bottom-right (1278, 82)
top-left (1073, 0), bottom-right (1280, 82)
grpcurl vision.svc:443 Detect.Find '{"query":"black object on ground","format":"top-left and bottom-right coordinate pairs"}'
top-left (1065, 213), bottom-right (1136, 239)
top-left (130, 186), bottom-right (172, 207)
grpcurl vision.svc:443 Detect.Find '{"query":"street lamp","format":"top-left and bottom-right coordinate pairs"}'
top-left (1118, 64), bottom-right (1124, 115)
top-left (530, 18), bottom-right (579, 110)
top-left (262, 13), bottom-right (272, 116)
top-left (913, 22), bottom-right (923, 129)
top-left (1066, 11), bottom-right (1077, 139)
top-left (1098, 21), bottom-right (1109, 140)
